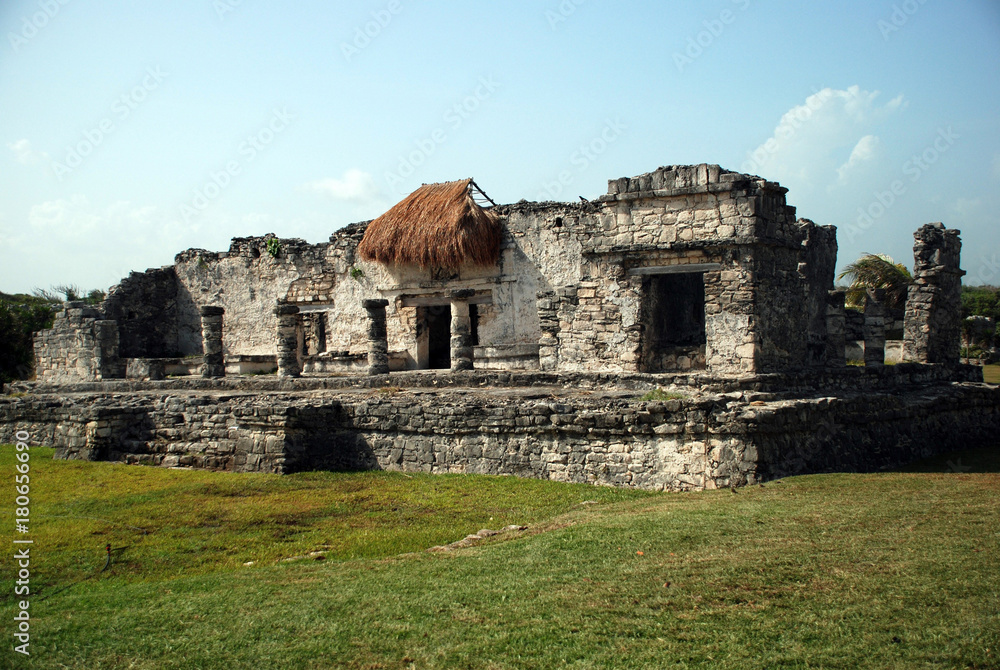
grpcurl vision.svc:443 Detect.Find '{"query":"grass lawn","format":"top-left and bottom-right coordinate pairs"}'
top-left (983, 364), bottom-right (1000, 385)
top-left (2, 446), bottom-right (998, 669)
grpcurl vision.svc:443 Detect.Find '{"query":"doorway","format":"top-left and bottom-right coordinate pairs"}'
top-left (422, 304), bottom-right (451, 370)
top-left (640, 272), bottom-right (707, 372)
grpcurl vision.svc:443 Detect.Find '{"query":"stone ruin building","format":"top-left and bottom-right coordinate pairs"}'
top-left (2, 165), bottom-right (997, 490)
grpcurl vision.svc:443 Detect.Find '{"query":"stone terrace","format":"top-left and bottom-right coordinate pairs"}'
top-left (3, 366), bottom-right (997, 491)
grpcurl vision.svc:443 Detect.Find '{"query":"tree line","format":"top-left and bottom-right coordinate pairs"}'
top-left (0, 287), bottom-right (104, 384)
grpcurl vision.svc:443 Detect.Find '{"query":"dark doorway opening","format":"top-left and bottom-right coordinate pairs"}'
top-left (469, 303), bottom-right (480, 347)
top-left (641, 272), bottom-right (707, 372)
top-left (426, 304), bottom-right (451, 369)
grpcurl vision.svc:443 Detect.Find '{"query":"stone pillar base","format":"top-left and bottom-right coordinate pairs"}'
top-left (864, 290), bottom-right (886, 367)
top-left (200, 306), bottom-right (225, 378)
top-left (450, 290), bottom-right (475, 372)
top-left (363, 299), bottom-right (390, 375)
top-left (274, 303), bottom-right (301, 378)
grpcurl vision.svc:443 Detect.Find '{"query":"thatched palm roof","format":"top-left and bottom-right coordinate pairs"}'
top-left (358, 179), bottom-right (502, 268)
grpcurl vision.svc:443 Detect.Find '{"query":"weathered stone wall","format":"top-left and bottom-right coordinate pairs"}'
top-left (80, 164), bottom-right (843, 376)
top-left (903, 223), bottom-right (964, 364)
top-left (5, 362), bottom-right (983, 397)
top-left (0, 393), bottom-right (281, 471)
top-left (33, 303), bottom-right (123, 384)
top-left (745, 383), bottom-right (999, 481)
top-left (527, 165), bottom-right (839, 374)
top-left (173, 236), bottom-right (333, 357)
top-left (795, 222), bottom-right (839, 366)
top-left (845, 309), bottom-right (865, 341)
top-left (3, 369), bottom-right (996, 491)
top-left (103, 266), bottom-right (179, 358)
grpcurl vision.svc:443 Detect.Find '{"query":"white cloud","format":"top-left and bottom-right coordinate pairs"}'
top-left (303, 169), bottom-right (384, 204)
top-left (836, 134), bottom-right (882, 184)
top-left (29, 195), bottom-right (101, 233)
top-left (27, 196), bottom-right (198, 257)
top-left (8, 196), bottom-right (208, 292)
top-left (7, 138), bottom-right (49, 165)
top-left (741, 86), bottom-right (905, 188)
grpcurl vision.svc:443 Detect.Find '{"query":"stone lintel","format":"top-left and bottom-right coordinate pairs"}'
top-left (400, 293), bottom-right (493, 308)
top-left (628, 263), bottom-right (722, 276)
top-left (274, 304), bottom-right (300, 316)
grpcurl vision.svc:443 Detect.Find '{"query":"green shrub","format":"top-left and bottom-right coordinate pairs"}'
top-left (265, 238), bottom-right (282, 258)
top-left (0, 292), bottom-right (57, 383)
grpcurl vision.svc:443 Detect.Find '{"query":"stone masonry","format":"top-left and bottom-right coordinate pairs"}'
top-left (200, 306), bottom-right (225, 378)
top-left (1, 367), bottom-right (996, 490)
top-left (14, 164), bottom-right (997, 492)
top-left (903, 223), bottom-right (964, 365)
top-left (275, 303), bottom-right (302, 378)
top-left (363, 299), bottom-right (390, 375)
top-left (33, 302), bottom-right (123, 384)
top-left (863, 290), bottom-right (886, 368)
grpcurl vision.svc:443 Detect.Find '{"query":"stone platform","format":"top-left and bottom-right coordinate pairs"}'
top-left (2, 366), bottom-right (997, 491)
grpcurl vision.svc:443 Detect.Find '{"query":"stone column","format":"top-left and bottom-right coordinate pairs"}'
top-left (903, 223), bottom-right (965, 365)
top-left (537, 290), bottom-right (559, 371)
top-left (274, 303), bottom-right (301, 378)
top-left (863, 290), bottom-right (886, 367)
top-left (825, 289), bottom-right (846, 367)
top-left (363, 299), bottom-right (390, 375)
top-left (449, 289), bottom-right (475, 372)
top-left (200, 306), bottom-right (225, 378)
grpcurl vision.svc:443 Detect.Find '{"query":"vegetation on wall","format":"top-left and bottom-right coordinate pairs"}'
top-left (0, 286), bottom-right (104, 384)
top-left (0, 293), bottom-right (55, 383)
top-left (837, 253), bottom-right (913, 310)
top-left (265, 237), bottom-right (282, 258)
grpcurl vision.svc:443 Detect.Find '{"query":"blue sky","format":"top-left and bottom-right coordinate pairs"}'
top-left (2, 0), bottom-right (999, 294)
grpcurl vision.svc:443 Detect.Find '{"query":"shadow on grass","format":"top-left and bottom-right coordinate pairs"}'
top-left (895, 446), bottom-right (1000, 474)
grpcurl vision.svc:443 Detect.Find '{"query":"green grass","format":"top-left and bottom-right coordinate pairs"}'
top-left (0, 448), bottom-right (644, 587)
top-left (983, 364), bottom-right (1000, 385)
top-left (2, 446), bottom-right (999, 669)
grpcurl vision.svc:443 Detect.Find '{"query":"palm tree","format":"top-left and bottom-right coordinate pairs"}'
top-left (837, 253), bottom-right (913, 310)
